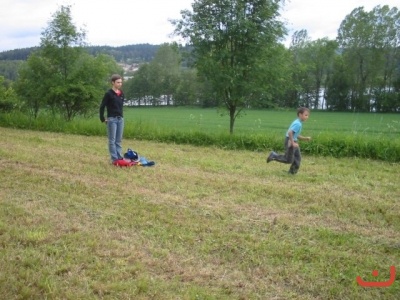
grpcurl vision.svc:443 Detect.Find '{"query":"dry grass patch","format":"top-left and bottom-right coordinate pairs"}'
top-left (1, 127), bottom-right (399, 299)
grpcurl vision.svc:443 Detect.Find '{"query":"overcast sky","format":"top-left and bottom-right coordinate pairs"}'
top-left (0, 0), bottom-right (398, 52)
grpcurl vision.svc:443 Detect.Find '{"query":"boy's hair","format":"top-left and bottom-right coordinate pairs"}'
top-left (297, 107), bottom-right (310, 116)
top-left (110, 74), bottom-right (122, 83)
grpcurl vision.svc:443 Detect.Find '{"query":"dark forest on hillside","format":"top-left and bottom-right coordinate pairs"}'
top-left (0, 44), bottom-right (161, 81)
top-left (0, 44), bottom-right (160, 62)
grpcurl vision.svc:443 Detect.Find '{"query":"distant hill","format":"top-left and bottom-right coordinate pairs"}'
top-left (0, 47), bottom-right (41, 61)
top-left (0, 44), bottom-right (160, 63)
top-left (0, 44), bottom-right (195, 81)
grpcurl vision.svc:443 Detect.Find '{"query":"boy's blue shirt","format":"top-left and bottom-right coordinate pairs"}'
top-left (286, 118), bottom-right (302, 141)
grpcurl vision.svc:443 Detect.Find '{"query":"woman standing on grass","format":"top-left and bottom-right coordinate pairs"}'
top-left (99, 74), bottom-right (125, 165)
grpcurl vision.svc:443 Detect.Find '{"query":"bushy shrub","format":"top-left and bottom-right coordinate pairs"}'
top-left (0, 100), bottom-right (15, 112)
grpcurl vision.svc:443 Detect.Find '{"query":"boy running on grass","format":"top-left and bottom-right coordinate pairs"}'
top-left (267, 107), bottom-right (312, 174)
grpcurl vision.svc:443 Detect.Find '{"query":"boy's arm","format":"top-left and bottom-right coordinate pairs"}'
top-left (298, 135), bottom-right (312, 141)
top-left (288, 130), bottom-right (297, 147)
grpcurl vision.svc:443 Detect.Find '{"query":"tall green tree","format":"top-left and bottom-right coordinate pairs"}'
top-left (172, 0), bottom-right (286, 133)
top-left (14, 54), bottom-right (53, 118)
top-left (369, 5), bottom-right (400, 112)
top-left (0, 76), bottom-right (18, 112)
top-left (252, 43), bottom-right (293, 108)
top-left (0, 60), bottom-right (23, 82)
top-left (14, 5), bottom-right (121, 120)
top-left (337, 5), bottom-right (400, 112)
top-left (124, 64), bottom-right (152, 106)
top-left (151, 43), bottom-right (182, 105)
top-left (325, 55), bottom-right (351, 111)
top-left (124, 43), bottom-right (190, 107)
top-left (287, 30), bottom-right (314, 108)
top-left (304, 38), bottom-right (338, 109)
top-left (174, 68), bottom-right (201, 106)
top-left (288, 31), bottom-right (337, 109)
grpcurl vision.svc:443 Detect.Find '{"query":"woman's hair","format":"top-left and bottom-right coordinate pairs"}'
top-left (297, 107), bottom-right (310, 115)
top-left (110, 74), bottom-right (122, 83)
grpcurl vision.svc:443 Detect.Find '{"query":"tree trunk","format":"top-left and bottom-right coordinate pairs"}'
top-left (229, 106), bottom-right (236, 134)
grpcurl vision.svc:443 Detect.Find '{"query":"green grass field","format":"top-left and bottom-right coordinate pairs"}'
top-left (1, 127), bottom-right (399, 299)
top-left (1, 107), bottom-right (399, 162)
top-left (122, 107), bottom-right (400, 137)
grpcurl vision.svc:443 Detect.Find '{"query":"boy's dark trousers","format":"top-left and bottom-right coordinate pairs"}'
top-left (274, 137), bottom-right (302, 174)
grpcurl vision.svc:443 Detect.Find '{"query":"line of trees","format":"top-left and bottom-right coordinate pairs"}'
top-left (123, 2), bottom-right (399, 132)
top-left (124, 3), bottom-right (400, 117)
top-left (8, 6), bottom-right (123, 120)
top-left (0, 1), bottom-right (399, 134)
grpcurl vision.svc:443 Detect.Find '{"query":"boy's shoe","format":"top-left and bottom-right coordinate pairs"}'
top-left (267, 152), bottom-right (277, 163)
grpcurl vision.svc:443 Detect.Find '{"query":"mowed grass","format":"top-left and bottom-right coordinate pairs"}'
top-left (1, 127), bottom-right (399, 299)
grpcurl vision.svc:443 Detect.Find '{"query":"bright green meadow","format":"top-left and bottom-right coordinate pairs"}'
top-left (1, 108), bottom-right (399, 161)
top-left (123, 107), bottom-right (399, 137)
top-left (0, 125), bottom-right (399, 299)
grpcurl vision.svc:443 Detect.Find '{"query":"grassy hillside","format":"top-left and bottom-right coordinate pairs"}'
top-left (1, 127), bottom-right (399, 299)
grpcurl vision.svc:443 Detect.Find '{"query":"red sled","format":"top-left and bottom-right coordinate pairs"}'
top-left (112, 159), bottom-right (137, 167)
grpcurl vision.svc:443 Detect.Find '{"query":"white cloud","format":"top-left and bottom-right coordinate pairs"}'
top-left (70, 0), bottom-right (191, 46)
top-left (0, 0), bottom-right (398, 51)
top-left (282, 0), bottom-right (399, 45)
